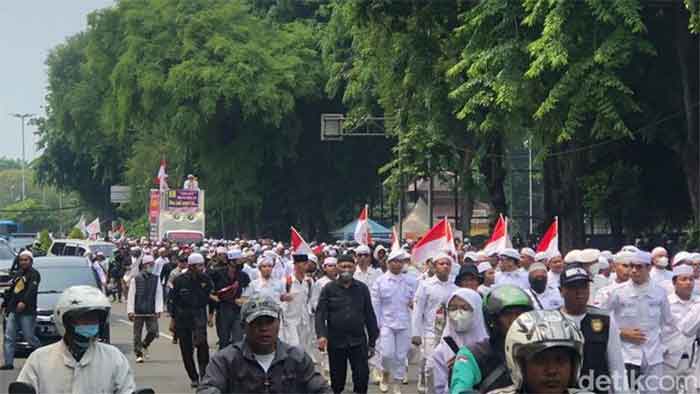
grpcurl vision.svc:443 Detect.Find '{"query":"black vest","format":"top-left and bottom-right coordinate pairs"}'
top-left (580, 311), bottom-right (611, 394)
top-left (134, 272), bottom-right (159, 315)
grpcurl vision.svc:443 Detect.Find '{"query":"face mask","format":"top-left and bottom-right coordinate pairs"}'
top-left (530, 277), bottom-right (547, 294)
top-left (339, 271), bottom-right (353, 283)
top-left (145, 265), bottom-right (154, 274)
top-left (74, 324), bottom-right (99, 339)
top-left (656, 257), bottom-right (669, 268)
top-left (448, 309), bottom-right (474, 333)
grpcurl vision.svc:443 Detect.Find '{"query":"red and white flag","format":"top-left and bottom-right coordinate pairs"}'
top-left (354, 205), bottom-right (373, 246)
top-left (86, 217), bottom-right (101, 240)
top-left (155, 159), bottom-right (169, 192)
top-left (390, 226), bottom-right (400, 252)
top-left (290, 227), bottom-right (313, 256)
top-left (483, 214), bottom-right (508, 256)
top-left (412, 218), bottom-right (454, 264)
top-left (537, 217), bottom-right (559, 258)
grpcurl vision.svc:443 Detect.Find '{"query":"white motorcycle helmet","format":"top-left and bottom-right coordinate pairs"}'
top-left (54, 285), bottom-right (111, 337)
top-left (504, 310), bottom-right (584, 389)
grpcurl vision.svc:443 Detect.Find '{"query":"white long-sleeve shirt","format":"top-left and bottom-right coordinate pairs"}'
top-left (371, 272), bottom-right (418, 330)
top-left (127, 274), bottom-right (164, 315)
top-left (411, 276), bottom-right (455, 338)
top-left (18, 340), bottom-right (134, 394)
top-left (663, 293), bottom-right (700, 368)
top-left (495, 270), bottom-right (530, 289)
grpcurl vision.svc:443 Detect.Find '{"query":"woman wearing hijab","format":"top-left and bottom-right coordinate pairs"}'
top-left (429, 288), bottom-right (489, 394)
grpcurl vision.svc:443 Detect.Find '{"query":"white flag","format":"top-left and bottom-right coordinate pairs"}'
top-left (76, 215), bottom-right (88, 236)
top-left (86, 218), bottom-right (101, 239)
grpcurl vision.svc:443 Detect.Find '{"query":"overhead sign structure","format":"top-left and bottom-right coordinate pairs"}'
top-left (110, 185), bottom-right (131, 204)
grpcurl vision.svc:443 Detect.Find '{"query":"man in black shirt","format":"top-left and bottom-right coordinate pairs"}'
top-left (316, 254), bottom-right (379, 394)
top-left (171, 252), bottom-right (215, 388)
top-left (2, 250), bottom-right (41, 370)
top-left (210, 250), bottom-right (250, 349)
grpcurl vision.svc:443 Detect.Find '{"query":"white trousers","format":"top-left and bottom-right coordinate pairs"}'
top-left (663, 359), bottom-right (697, 394)
top-left (380, 326), bottom-right (411, 382)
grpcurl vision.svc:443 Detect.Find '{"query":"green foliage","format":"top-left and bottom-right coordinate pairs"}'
top-left (68, 228), bottom-right (86, 239)
top-left (121, 216), bottom-right (149, 239)
top-left (38, 230), bottom-right (52, 254)
top-left (1, 199), bottom-right (59, 232)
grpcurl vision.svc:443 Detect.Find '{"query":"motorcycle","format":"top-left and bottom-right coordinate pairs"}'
top-left (9, 382), bottom-right (155, 394)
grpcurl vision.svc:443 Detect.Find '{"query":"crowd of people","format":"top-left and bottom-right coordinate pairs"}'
top-left (4, 233), bottom-right (700, 394)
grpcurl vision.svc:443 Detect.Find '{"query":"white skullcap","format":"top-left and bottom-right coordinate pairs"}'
top-left (549, 251), bottom-right (562, 259)
top-left (528, 262), bottom-right (547, 273)
top-left (388, 248), bottom-right (410, 262)
top-left (476, 251), bottom-right (488, 260)
top-left (578, 249), bottom-right (600, 264)
top-left (597, 257), bottom-right (610, 270)
top-left (187, 253), bottom-right (205, 265)
top-left (464, 252), bottom-right (479, 262)
top-left (564, 250), bottom-right (581, 264)
top-left (633, 250), bottom-right (652, 265)
top-left (354, 245), bottom-right (371, 255)
top-left (477, 262), bottom-right (493, 273)
top-left (323, 257), bottom-right (338, 266)
top-left (309, 254), bottom-right (319, 264)
top-left (19, 250), bottom-right (33, 259)
top-left (257, 255), bottom-right (276, 267)
top-left (621, 245), bottom-right (640, 253)
top-left (534, 252), bottom-right (548, 263)
top-left (520, 248), bottom-right (536, 258)
top-left (673, 252), bottom-right (690, 266)
top-left (433, 252), bottom-right (455, 264)
top-left (614, 250), bottom-right (636, 264)
top-left (651, 247), bottom-right (667, 257)
top-left (673, 264), bottom-right (694, 278)
top-left (691, 253), bottom-right (700, 262)
top-left (499, 248), bottom-right (520, 261)
top-left (227, 249), bottom-right (243, 260)
top-left (600, 250), bottom-right (613, 260)
top-left (216, 246), bottom-right (226, 254)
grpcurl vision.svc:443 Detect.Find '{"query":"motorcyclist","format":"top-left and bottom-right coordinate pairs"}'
top-left (485, 310), bottom-right (594, 394)
top-left (16, 285), bottom-right (135, 394)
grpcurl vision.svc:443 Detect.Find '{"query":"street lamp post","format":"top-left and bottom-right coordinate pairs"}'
top-left (10, 113), bottom-right (34, 201)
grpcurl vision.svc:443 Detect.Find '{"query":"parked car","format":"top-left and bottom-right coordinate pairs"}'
top-left (2, 257), bottom-right (110, 353)
top-left (7, 233), bottom-right (37, 253)
top-left (0, 239), bottom-right (16, 289)
top-left (47, 239), bottom-right (116, 259)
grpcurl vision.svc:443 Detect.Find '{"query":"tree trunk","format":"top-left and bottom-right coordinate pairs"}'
top-left (480, 135), bottom-right (508, 218)
top-left (543, 144), bottom-right (586, 251)
top-left (674, 5), bottom-right (700, 223)
top-left (460, 147), bottom-right (474, 236)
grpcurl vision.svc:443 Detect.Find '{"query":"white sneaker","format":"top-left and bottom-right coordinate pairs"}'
top-left (135, 356), bottom-right (144, 363)
top-left (402, 376), bottom-right (409, 385)
top-left (372, 369), bottom-right (382, 385)
top-left (379, 372), bottom-right (390, 393)
top-left (392, 383), bottom-right (402, 394)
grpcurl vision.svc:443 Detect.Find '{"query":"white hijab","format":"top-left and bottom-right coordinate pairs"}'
top-left (443, 288), bottom-right (489, 347)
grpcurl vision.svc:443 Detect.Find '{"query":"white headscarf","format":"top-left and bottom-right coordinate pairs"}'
top-left (443, 288), bottom-right (489, 348)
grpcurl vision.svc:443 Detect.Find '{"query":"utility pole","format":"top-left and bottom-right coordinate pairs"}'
top-left (10, 113), bottom-right (34, 201)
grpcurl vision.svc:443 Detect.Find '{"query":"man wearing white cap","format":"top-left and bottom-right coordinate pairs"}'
top-left (601, 250), bottom-right (671, 394)
top-left (127, 254), bottom-right (163, 363)
top-left (476, 262), bottom-right (495, 296)
top-left (519, 247), bottom-right (535, 272)
top-left (650, 247), bottom-right (673, 285)
top-left (546, 251), bottom-right (564, 288)
top-left (661, 263), bottom-right (699, 394)
top-left (494, 248), bottom-right (529, 289)
top-left (526, 262), bottom-right (563, 310)
top-left (371, 248), bottom-right (417, 394)
top-left (280, 254), bottom-right (315, 358)
top-left (411, 253), bottom-right (455, 393)
top-left (593, 251), bottom-right (633, 307)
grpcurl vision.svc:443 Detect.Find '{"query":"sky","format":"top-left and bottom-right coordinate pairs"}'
top-left (0, 1), bottom-right (114, 161)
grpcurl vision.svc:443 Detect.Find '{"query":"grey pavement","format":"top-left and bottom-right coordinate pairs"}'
top-left (0, 301), bottom-right (422, 394)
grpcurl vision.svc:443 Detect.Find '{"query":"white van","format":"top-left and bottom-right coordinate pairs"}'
top-left (48, 239), bottom-right (117, 259)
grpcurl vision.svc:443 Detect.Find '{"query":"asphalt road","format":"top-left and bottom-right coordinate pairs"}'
top-left (0, 301), bottom-right (422, 394)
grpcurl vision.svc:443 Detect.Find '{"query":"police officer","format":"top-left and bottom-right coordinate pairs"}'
top-left (559, 264), bottom-right (627, 393)
top-left (411, 253), bottom-right (456, 393)
top-left (171, 253), bottom-right (215, 388)
top-left (601, 249), bottom-right (671, 394)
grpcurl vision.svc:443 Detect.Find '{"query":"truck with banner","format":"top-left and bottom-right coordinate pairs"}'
top-left (149, 189), bottom-right (205, 243)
